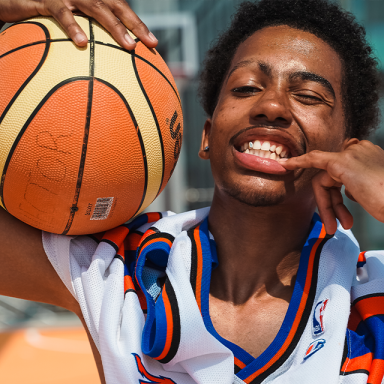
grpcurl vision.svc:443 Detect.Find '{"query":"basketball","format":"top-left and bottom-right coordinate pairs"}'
top-left (0, 16), bottom-right (182, 235)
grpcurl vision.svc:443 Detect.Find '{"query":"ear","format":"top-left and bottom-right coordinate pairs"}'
top-left (198, 118), bottom-right (212, 160)
top-left (341, 137), bottom-right (359, 150)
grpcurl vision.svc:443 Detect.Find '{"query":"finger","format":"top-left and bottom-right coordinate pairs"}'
top-left (345, 188), bottom-right (356, 202)
top-left (279, 150), bottom-right (338, 171)
top-left (330, 188), bottom-right (353, 230)
top-left (45, 1), bottom-right (88, 46)
top-left (312, 171), bottom-right (338, 234)
top-left (76, 0), bottom-right (138, 50)
top-left (110, 0), bottom-right (158, 48)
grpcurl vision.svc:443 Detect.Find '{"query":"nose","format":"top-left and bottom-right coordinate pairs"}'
top-left (250, 87), bottom-right (292, 127)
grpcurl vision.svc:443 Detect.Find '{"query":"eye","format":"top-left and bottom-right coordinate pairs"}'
top-left (294, 93), bottom-right (323, 104)
top-left (231, 86), bottom-right (260, 95)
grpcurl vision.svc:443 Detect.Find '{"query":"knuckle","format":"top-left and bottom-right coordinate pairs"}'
top-left (55, 6), bottom-right (70, 16)
top-left (92, 0), bottom-right (106, 11)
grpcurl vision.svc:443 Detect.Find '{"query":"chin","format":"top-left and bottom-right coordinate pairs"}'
top-left (221, 183), bottom-right (286, 207)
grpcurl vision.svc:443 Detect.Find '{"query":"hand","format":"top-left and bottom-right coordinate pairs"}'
top-left (0, 0), bottom-right (157, 50)
top-left (279, 140), bottom-right (384, 234)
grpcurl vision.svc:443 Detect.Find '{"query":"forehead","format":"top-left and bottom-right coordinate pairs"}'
top-left (230, 25), bottom-right (343, 88)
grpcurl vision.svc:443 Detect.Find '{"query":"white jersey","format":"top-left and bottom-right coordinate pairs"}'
top-left (42, 208), bottom-right (384, 384)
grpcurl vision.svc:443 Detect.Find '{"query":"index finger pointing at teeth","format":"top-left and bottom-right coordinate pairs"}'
top-left (278, 150), bottom-right (339, 171)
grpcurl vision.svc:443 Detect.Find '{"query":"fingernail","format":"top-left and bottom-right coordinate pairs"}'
top-left (148, 32), bottom-right (158, 43)
top-left (124, 33), bottom-right (136, 46)
top-left (73, 32), bottom-right (87, 45)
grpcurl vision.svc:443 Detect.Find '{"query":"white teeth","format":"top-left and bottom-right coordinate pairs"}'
top-left (254, 140), bottom-right (261, 150)
top-left (264, 151), bottom-right (271, 159)
top-left (261, 141), bottom-right (270, 151)
top-left (270, 152), bottom-right (276, 160)
top-left (281, 150), bottom-right (287, 158)
top-left (249, 141), bottom-right (253, 149)
top-left (275, 146), bottom-right (283, 155)
top-left (270, 145), bottom-right (276, 152)
top-left (245, 148), bottom-right (250, 153)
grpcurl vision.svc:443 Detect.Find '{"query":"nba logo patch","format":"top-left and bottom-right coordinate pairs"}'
top-left (312, 299), bottom-right (328, 337)
top-left (303, 339), bottom-right (326, 361)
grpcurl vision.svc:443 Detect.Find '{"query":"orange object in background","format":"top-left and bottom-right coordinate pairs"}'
top-left (0, 327), bottom-right (99, 383)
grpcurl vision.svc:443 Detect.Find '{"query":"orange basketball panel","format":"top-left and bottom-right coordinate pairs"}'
top-left (0, 45), bottom-right (46, 119)
top-left (3, 80), bottom-right (89, 233)
top-left (0, 23), bottom-right (48, 57)
top-left (69, 79), bottom-right (146, 235)
top-left (134, 43), bottom-right (180, 100)
top-left (134, 56), bottom-right (183, 195)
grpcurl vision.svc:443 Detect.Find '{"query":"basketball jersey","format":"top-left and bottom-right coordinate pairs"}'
top-left (42, 207), bottom-right (384, 384)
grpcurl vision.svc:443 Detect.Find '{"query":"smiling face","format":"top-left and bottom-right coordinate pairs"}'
top-left (200, 25), bottom-right (347, 207)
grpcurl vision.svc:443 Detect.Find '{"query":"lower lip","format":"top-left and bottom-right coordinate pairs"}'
top-left (233, 149), bottom-right (291, 175)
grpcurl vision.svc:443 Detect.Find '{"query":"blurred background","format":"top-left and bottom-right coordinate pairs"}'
top-left (1, 1), bottom-right (384, 382)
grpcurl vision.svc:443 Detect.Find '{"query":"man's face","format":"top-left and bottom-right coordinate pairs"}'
top-left (201, 25), bottom-right (347, 207)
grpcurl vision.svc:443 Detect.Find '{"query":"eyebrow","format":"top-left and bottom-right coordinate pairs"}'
top-left (289, 71), bottom-right (335, 98)
top-left (227, 60), bottom-right (336, 98)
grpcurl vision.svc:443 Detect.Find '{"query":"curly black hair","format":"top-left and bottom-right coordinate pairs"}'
top-left (198, 0), bottom-right (380, 139)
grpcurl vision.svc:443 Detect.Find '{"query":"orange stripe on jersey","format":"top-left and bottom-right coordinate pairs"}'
top-left (125, 232), bottom-right (142, 251)
top-left (244, 225), bottom-right (327, 383)
top-left (116, 242), bottom-right (125, 261)
top-left (146, 212), bottom-right (162, 223)
top-left (354, 296), bottom-right (384, 320)
top-left (341, 352), bottom-right (372, 373)
top-left (155, 286), bottom-right (174, 361)
top-left (139, 228), bottom-right (158, 245)
top-left (103, 226), bottom-right (129, 247)
top-left (140, 237), bottom-right (173, 254)
top-left (347, 306), bottom-right (363, 332)
top-left (358, 251), bottom-right (366, 263)
top-left (137, 289), bottom-right (147, 312)
top-left (124, 275), bottom-right (136, 292)
top-left (193, 225), bottom-right (204, 312)
top-left (234, 357), bottom-right (247, 370)
top-left (368, 358), bottom-right (384, 384)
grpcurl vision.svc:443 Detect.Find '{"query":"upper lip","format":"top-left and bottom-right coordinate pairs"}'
top-left (230, 126), bottom-right (305, 157)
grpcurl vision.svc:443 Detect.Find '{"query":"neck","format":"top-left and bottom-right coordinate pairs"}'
top-left (208, 188), bottom-right (316, 305)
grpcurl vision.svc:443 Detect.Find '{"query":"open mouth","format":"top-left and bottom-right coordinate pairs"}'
top-left (236, 139), bottom-right (291, 160)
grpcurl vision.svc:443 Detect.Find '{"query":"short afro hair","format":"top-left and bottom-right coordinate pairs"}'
top-left (198, 0), bottom-right (381, 139)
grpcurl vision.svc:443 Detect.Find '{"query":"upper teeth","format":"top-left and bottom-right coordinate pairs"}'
top-left (241, 140), bottom-right (289, 159)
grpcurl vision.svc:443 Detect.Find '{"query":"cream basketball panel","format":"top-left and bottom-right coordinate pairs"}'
top-left (24, 16), bottom-right (91, 40)
top-left (0, 39), bottom-right (90, 209)
top-left (93, 44), bottom-right (163, 214)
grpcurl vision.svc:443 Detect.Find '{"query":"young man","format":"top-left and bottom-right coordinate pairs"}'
top-left (1, 0), bottom-right (384, 383)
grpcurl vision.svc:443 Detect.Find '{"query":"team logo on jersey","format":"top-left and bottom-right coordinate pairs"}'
top-left (303, 339), bottom-right (326, 361)
top-left (312, 299), bottom-right (328, 337)
top-left (133, 353), bottom-right (177, 384)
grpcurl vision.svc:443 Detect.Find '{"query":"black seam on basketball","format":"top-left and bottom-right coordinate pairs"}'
top-left (0, 22), bottom-right (51, 210)
top-left (95, 78), bottom-right (147, 218)
top-left (0, 39), bottom-right (71, 60)
top-left (248, 233), bottom-right (334, 384)
top-left (93, 40), bottom-right (181, 104)
top-left (131, 52), bottom-right (165, 200)
top-left (62, 21), bottom-right (94, 235)
top-left (0, 76), bottom-right (91, 212)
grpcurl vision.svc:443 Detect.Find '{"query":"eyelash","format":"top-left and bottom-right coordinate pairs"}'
top-left (231, 86), bottom-right (259, 94)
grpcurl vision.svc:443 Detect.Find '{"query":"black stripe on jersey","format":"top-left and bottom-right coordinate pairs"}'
top-left (342, 369), bottom-right (370, 376)
top-left (102, 239), bottom-right (119, 252)
top-left (234, 365), bottom-right (242, 375)
top-left (352, 292), bottom-right (384, 307)
top-left (137, 231), bottom-right (175, 256)
top-left (248, 234), bottom-right (333, 384)
top-left (114, 254), bottom-right (124, 263)
top-left (62, 20), bottom-right (95, 235)
top-left (131, 51), bottom-right (165, 200)
top-left (157, 278), bottom-right (181, 364)
top-left (0, 76), bottom-right (91, 211)
top-left (125, 288), bottom-right (137, 295)
top-left (95, 78), bottom-right (148, 219)
top-left (187, 226), bottom-right (199, 298)
top-left (93, 40), bottom-right (181, 104)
